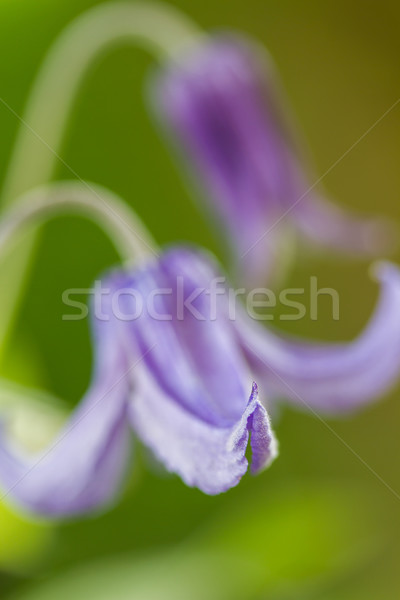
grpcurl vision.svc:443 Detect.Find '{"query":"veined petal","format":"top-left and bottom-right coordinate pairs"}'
top-left (150, 35), bottom-right (394, 286)
top-left (0, 276), bottom-right (131, 517)
top-left (130, 378), bottom-right (276, 494)
top-left (236, 262), bottom-right (400, 413)
top-left (125, 248), bottom-right (254, 426)
top-left (121, 248), bottom-right (277, 492)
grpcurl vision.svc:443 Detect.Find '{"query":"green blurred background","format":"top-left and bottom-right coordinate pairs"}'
top-left (0, 0), bottom-right (399, 598)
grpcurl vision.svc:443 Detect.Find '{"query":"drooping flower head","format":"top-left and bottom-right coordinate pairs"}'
top-left (0, 183), bottom-right (278, 516)
top-left (115, 248), bottom-right (277, 494)
top-left (150, 35), bottom-right (395, 287)
top-left (0, 183), bottom-right (399, 517)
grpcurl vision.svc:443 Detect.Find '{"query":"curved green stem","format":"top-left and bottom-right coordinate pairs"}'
top-left (0, 181), bottom-right (158, 264)
top-left (0, 2), bottom-right (203, 362)
top-left (0, 180), bottom-right (157, 450)
top-left (1, 2), bottom-right (203, 203)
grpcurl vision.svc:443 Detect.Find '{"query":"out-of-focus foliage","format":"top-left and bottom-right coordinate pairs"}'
top-left (0, 501), bottom-right (53, 574)
top-left (6, 483), bottom-right (386, 599)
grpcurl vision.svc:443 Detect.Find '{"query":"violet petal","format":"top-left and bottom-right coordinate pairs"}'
top-left (0, 275), bottom-right (131, 517)
top-left (236, 262), bottom-right (400, 413)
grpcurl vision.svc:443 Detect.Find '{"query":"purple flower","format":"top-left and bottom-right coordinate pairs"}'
top-left (0, 250), bottom-right (276, 516)
top-left (130, 249), bottom-right (400, 419)
top-left (120, 249), bottom-right (277, 494)
top-left (1, 247), bottom-right (400, 517)
top-left (150, 36), bottom-right (394, 286)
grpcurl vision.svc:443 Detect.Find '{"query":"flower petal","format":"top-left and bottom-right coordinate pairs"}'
top-left (236, 262), bottom-right (400, 413)
top-left (150, 35), bottom-right (394, 286)
top-left (124, 248), bottom-right (254, 426)
top-left (292, 194), bottom-right (397, 257)
top-left (130, 378), bottom-right (276, 494)
top-left (121, 248), bottom-right (277, 492)
top-left (150, 37), bottom-right (295, 286)
top-left (0, 276), bottom-right (131, 517)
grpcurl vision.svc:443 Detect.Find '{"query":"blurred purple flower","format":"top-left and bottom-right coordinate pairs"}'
top-left (150, 36), bottom-right (394, 287)
top-left (2, 248), bottom-right (400, 517)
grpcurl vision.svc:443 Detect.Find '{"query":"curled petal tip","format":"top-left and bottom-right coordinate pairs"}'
top-left (239, 259), bottom-right (400, 413)
top-left (246, 392), bottom-right (278, 475)
top-left (369, 260), bottom-right (399, 283)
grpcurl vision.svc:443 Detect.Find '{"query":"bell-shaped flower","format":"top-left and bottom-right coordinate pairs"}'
top-left (150, 35), bottom-right (394, 287)
top-left (0, 182), bottom-right (277, 515)
top-left (3, 242), bottom-right (400, 516)
top-left (113, 249), bottom-right (277, 495)
top-left (1, 183), bottom-right (399, 518)
top-left (121, 248), bottom-right (400, 421)
top-left (0, 258), bottom-right (277, 512)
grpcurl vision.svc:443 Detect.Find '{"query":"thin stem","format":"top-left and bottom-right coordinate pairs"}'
top-left (0, 181), bottom-right (157, 452)
top-left (1, 2), bottom-right (203, 204)
top-left (0, 2), bottom-right (202, 362)
top-left (0, 181), bottom-right (158, 264)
